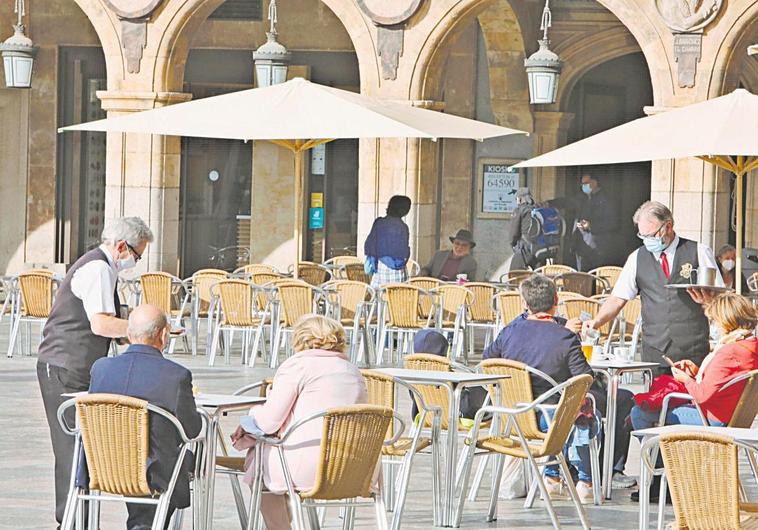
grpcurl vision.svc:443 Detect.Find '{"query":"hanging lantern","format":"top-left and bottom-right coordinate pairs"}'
top-left (0, 1), bottom-right (38, 89)
top-left (524, 0), bottom-right (562, 104)
top-left (253, 0), bottom-right (291, 88)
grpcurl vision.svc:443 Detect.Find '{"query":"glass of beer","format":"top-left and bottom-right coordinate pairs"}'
top-left (581, 343), bottom-right (594, 362)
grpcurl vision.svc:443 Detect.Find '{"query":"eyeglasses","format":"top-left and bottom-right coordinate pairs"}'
top-left (637, 222), bottom-right (668, 240)
top-left (125, 242), bottom-right (143, 262)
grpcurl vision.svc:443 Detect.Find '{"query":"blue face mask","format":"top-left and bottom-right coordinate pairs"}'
top-left (581, 183), bottom-right (592, 195)
top-left (643, 236), bottom-right (667, 254)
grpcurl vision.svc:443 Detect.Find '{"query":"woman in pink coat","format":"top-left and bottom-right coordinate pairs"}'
top-left (232, 314), bottom-right (368, 529)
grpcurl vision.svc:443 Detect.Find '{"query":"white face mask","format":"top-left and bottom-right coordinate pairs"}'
top-left (116, 254), bottom-right (137, 272)
top-left (721, 259), bottom-right (735, 272)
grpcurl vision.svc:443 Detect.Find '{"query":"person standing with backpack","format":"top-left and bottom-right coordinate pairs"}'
top-left (507, 188), bottom-right (564, 270)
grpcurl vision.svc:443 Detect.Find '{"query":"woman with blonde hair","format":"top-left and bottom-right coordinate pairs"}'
top-left (631, 291), bottom-right (758, 429)
top-left (231, 314), bottom-right (367, 529)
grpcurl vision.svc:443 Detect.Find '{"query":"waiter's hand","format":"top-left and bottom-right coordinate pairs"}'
top-left (582, 319), bottom-right (598, 335)
top-left (686, 287), bottom-right (718, 305)
top-left (565, 318), bottom-right (582, 334)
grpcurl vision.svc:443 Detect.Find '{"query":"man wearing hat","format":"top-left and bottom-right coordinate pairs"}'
top-left (420, 228), bottom-right (478, 281)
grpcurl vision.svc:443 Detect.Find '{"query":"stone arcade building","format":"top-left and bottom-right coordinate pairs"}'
top-left (1, 0), bottom-right (757, 278)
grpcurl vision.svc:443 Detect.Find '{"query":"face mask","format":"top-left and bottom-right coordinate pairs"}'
top-left (117, 253), bottom-right (136, 271)
top-left (581, 183), bottom-right (592, 195)
top-left (643, 236), bottom-right (668, 254)
top-left (721, 259), bottom-right (735, 271)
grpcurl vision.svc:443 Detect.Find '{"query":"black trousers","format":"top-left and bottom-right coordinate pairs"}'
top-left (127, 505), bottom-right (175, 530)
top-left (37, 362), bottom-right (90, 526)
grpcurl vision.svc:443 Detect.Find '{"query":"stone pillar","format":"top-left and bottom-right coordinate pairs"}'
top-left (530, 111), bottom-right (575, 200)
top-left (98, 91), bottom-right (192, 273)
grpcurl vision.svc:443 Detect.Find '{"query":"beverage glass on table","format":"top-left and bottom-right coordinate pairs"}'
top-left (581, 327), bottom-right (601, 362)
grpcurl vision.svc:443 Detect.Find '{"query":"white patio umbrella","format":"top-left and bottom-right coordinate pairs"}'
top-left (514, 88), bottom-right (758, 293)
top-left (60, 77), bottom-right (525, 267)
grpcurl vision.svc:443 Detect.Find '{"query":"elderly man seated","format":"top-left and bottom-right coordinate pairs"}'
top-left (483, 274), bottom-right (636, 502)
top-left (87, 304), bottom-right (202, 530)
top-left (419, 229), bottom-right (478, 281)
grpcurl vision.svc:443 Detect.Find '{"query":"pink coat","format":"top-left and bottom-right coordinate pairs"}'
top-left (235, 348), bottom-right (368, 493)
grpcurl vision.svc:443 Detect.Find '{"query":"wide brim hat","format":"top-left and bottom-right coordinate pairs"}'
top-left (450, 229), bottom-right (476, 248)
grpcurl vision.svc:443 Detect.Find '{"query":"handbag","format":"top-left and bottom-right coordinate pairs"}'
top-left (632, 374), bottom-right (688, 412)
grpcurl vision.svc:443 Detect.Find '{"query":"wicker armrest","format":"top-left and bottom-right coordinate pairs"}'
top-left (741, 503), bottom-right (758, 513)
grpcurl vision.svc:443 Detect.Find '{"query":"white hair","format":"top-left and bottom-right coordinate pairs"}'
top-left (127, 308), bottom-right (169, 343)
top-left (101, 217), bottom-right (154, 247)
top-left (633, 201), bottom-right (673, 225)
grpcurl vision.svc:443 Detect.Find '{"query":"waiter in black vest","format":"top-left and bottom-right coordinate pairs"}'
top-left (583, 201), bottom-right (722, 367)
top-left (37, 216), bottom-right (153, 527)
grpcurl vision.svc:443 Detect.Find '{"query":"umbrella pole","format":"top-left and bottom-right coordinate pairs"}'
top-left (294, 148), bottom-right (304, 277)
top-left (736, 170), bottom-right (745, 295)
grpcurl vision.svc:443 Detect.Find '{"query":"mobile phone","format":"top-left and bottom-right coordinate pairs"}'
top-left (661, 355), bottom-right (676, 367)
top-left (579, 311), bottom-right (592, 322)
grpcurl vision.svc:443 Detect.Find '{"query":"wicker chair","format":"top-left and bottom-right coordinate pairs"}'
top-left (534, 263), bottom-right (576, 276)
top-left (323, 280), bottom-right (376, 365)
top-left (267, 279), bottom-right (325, 368)
top-left (362, 370), bottom-right (442, 529)
top-left (139, 272), bottom-right (191, 354)
top-left (188, 269), bottom-right (227, 356)
top-left (57, 394), bottom-right (205, 530)
top-left (494, 291), bottom-right (523, 331)
top-left (454, 374), bottom-right (594, 529)
top-left (232, 263), bottom-right (280, 277)
top-left (589, 266), bottom-right (623, 293)
top-left (208, 280), bottom-right (269, 366)
top-left (375, 284), bottom-right (433, 365)
top-left (7, 270), bottom-right (57, 358)
top-left (555, 272), bottom-right (609, 298)
top-left (499, 270), bottom-right (532, 288)
top-left (408, 277), bottom-right (442, 321)
top-left (430, 284), bottom-right (474, 363)
top-left (291, 261), bottom-right (331, 286)
top-left (213, 379), bottom-right (274, 527)
top-left (658, 368), bottom-right (758, 480)
top-left (464, 283), bottom-right (499, 360)
top-left (467, 359), bottom-right (602, 506)
top-left (246, 405), bottom-right (403, 530)
top-left (341, 262), bottom-right (371, 284)
top-left (406, 259), bottom-right (421, 277)
top-left (641, 432), bottom-right (758, 530)
top-left (606, 296), bottom-right (642, 357)
top-left (323, 256), bottom-right (361, 279)
top-left (749, 272), bottom-right (758, 293)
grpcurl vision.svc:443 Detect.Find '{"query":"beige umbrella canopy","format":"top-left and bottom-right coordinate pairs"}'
top-left (514, 88), bottom-right (758, 293)
top-left (61, 77), bottom-right (525, 266)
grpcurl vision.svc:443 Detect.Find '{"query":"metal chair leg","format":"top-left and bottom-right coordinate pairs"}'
top-left (208, 324), bottom-right (222, 366)
top-left (467, 454), bottom-right (489, 501)
top-left (486, 454), bottom-right (506, 521)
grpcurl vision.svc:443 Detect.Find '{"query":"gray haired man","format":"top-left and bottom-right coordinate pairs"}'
top-left (37, 216), bottom-right (154, 527)
top-left (583, 201), bottom-right (723, 367)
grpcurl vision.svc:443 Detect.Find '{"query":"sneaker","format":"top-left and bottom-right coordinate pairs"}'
top-left (544, 476), bottom-right (567, 499)
top-left (612, 472), bottom-right (637, 489)
top-left (575, 481), bottom-right (595, 504)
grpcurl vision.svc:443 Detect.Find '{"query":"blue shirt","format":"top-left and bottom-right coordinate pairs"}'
top-left (363, 216), bottom-right (410, 270)
top-left (483, 313), bottom-right (593, 400)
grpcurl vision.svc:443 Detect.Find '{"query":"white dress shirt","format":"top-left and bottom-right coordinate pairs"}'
top-left (612, 235), bottom-right (724, 300)
top-left (70, 244), bottom-right (119, 320)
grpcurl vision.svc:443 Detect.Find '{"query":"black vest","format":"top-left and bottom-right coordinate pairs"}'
top-left (636, 237), bottom-right (710, 363)
top-left (37, 248), bottom-right (120, 382)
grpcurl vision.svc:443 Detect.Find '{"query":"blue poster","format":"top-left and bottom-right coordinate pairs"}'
top-left (309, 207), bottom-right (324, 229)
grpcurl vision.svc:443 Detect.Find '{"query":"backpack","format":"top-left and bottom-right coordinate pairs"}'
top-left (522, 206), bottom-right (563, 262)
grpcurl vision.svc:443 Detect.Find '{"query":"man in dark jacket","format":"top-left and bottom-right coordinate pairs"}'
top-left (570, 173), bottom-right (618, 271)
top-left (419, 229), bottom-right (478, 281)
top-left (88, 304), bottom-right (202, 530)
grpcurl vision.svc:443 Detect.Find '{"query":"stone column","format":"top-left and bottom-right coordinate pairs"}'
top-left (98, 91), bottom-right (192, 273)
top-left (530, 111), bottom-right (575, 200)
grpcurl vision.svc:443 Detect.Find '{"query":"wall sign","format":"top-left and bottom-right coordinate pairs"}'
top-left (309, 207), bottom-right (324, 229)
top-left (476, 158), bottom-right (524, 219)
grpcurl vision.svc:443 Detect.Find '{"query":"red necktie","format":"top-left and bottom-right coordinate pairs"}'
top-left (661, 252), bottom-right (671, 279)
